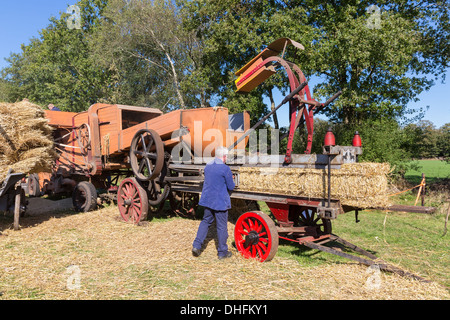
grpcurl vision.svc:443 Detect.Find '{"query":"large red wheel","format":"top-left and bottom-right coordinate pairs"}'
top-left (234, 211), bottom-right (279, 262)
top-left (117, 177), bottom-right (148, 224)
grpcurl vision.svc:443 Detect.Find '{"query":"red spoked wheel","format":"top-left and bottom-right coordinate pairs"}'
top-left (117, 177), bottom-right (149, 224)
top-left (234, 211), bottom-right (279, 262)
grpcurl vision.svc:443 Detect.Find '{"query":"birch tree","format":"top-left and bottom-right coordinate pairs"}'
top-left (93, 0), bottom-right (207, 110)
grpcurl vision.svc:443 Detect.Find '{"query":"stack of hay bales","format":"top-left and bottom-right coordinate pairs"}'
top-left (0, 100), bottom-right (57, 182)
top-left (236, 163), bottom-right (391, 209)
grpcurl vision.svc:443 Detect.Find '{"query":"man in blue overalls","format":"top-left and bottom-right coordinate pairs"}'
top-left (192, 146), bottom-right (235, 259)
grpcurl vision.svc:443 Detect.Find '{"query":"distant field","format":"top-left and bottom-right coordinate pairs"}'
top-left (405, 159), bottom-right (450, 185)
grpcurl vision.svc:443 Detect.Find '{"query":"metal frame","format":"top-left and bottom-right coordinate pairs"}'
top-left (0, 170), bottom-right (26, 231)
top-left (233, 38), bottom-right (342, 162)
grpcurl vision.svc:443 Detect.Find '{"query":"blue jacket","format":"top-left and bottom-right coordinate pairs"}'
top-left (199, 158), bottom-right (235, 211)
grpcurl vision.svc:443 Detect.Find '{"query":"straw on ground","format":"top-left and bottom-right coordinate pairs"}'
top-left (0, 205), bottom-right (448, 300)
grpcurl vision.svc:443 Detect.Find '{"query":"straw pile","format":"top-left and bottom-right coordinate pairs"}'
top-left (236, 163), bottom-right (391, 209)
top-left (0, 100), bottom-right (57, 181)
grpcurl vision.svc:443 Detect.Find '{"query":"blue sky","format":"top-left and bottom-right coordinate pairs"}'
top-left (1, 0), bottom-right (449, 128)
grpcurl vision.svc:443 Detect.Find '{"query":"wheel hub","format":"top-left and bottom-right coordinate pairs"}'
top-left (244, 230), bottom-right (259, 247)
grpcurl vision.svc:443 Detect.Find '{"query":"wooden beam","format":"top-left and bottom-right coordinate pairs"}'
top-left (377, 204), bottom-right (436, 214)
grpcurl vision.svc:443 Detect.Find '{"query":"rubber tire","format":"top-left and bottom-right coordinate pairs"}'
top-left (234, 211), bottom-right (279, 262)
top-left (72, 181), bottom-right (98, 212)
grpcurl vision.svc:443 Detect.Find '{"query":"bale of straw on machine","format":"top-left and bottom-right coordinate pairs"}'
top-left (0, 100), bottom-right (57, 181)
top-left (236, 162), bottom-right (391, 209)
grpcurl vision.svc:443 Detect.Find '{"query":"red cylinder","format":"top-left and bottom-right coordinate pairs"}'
top-left (352, 131), bottom-right (362, 147)
top-left (324, 128), bottom-right (335, 147)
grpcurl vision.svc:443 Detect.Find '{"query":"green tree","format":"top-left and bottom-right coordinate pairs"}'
top-left (402, 122), bottom-right (424, 158)
top-left (182, 0), bottom-right (449, 126)
top-left (337, 119), bottom-right (408, 165)
top-left (290, 118), bottom-right (331, 154)
top-left (289, 117), bottom-right (414, 176)
top-left (436, 123), bottom-right (450, 160)
top-left (403, 120), bottom-right (442, 158)
top-left (294, 0), bottom-right (449, 125)
top-left (1, 0), bottom-right (113, 112)
top-left (0, 79), bottom-right (12, 102)
top-left (180, 0), bottom-right (315, 124)
top-left (92, 0), bottom-right (210, 111)
top-left (416, 120), bottom-right (440, 158)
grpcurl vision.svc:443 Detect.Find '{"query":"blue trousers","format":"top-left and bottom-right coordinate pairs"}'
top-left (193, 207), bottom-right (229, 257)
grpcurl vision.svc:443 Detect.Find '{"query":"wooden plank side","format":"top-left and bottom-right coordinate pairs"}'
top-left (45, 110), bottom-right (77, 127)
top-left (98, 106), bottom-right (120, 150)
top-left (73, 112), bottom-right (89, 128)
top-left (111, 108), bottom-right (230, 156)
top-left (57, 136), bottom-right (86, 165)
top-left (380, 205), bottom-right (437, 214)
top-left (110, 110), bottom-right (182, 154)
top-left (181, 107), bottom-right (229, 157)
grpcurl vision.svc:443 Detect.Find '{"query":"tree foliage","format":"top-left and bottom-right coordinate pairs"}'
top-left (404, 121), bottom-right (450, 160)
top-left (180, 0), bottom-right (314, 123)
top-left (0, 0), bottom-right (447, 169)
top-left (92, 0), bottom-right (209, 111)
top-left (1, 0), bottom-right (112, 111)
top-left (182, 0), bottom-right (449, 126)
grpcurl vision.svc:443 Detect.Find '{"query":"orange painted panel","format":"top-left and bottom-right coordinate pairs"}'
top-left (235, 56), bottom-right (276, 93)
top-left (47, 104), bottom-right (251, 167)
top-left (45, 110), bottom-right (77, 127)
top-left (117, 110), bottom-right (181, 154)
top-left (180, 107), bottom-right (229, 157)
top-left (72, 112), bottom-right (89, 128)
top-left (235, 48), bottom-right (277, 77)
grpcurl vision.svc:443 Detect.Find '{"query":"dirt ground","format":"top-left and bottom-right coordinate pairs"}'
top-left (26, 197), bottom-right (73, 215)
top-left (0, 199), bottom-right (449, 300)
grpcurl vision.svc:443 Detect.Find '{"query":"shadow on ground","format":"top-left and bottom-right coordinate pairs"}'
top-left (0, 197), bottom-right (74, 233)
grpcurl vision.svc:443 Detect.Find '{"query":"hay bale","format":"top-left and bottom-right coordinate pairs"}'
top-left (236, 163), bottom-right (391, 209)
top-left (0, 100), bottom-right (57, 181)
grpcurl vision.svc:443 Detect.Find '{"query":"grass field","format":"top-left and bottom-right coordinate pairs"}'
top-left (259, 201), bottom-right (450, 290)
top-left (405, 159), bottom-right (450, 185)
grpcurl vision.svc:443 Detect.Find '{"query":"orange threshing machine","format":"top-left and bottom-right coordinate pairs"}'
top-left (37, 104), bottom-right (249, 214)
top-left (26, 38), bottom-right (431, 281)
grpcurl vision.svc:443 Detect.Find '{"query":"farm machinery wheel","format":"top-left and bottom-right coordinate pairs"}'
top-left (75, 123), bottom-right (91, 154)
top-left (234, 211), bottom-right (279, 262)
top-left (169, 191), bottom-right (199, 218)
top-left (27, 173), bottom-right (41, 197)
top-left (72, 181), bottom-right (98, 212)
top-left (296, 207), bottom-right (332, 236)
top-left (117, 177), bottom-right (149, 224)
top-left (145, 160), bottom-right (171, 207)
top-left (130, 129), bottom-right (164, 182)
